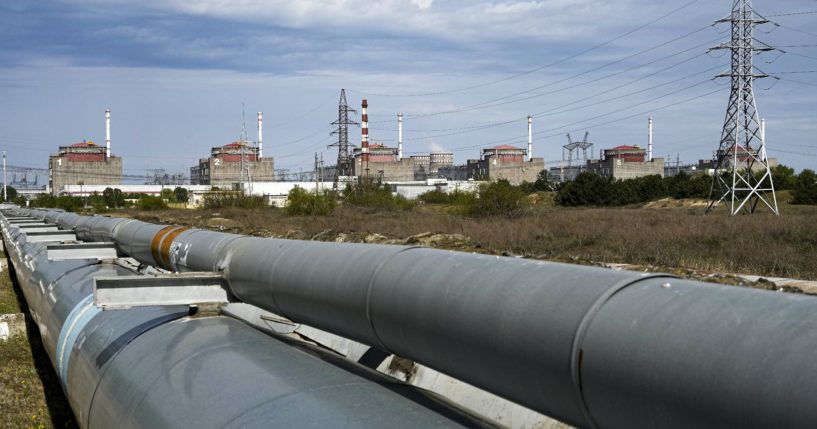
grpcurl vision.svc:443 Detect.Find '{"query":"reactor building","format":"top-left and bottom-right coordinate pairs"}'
top-left (586, 145), bottom-right (665, 180)
top-left (463, 145), bottom-right (545, 185)
top-left (48, 109), bottom-right (122, 195)
top-left (190, 112), bottom-right (275, 187)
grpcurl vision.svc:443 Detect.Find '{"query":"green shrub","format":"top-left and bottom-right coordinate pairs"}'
top-left (417, 189), bottom-right (451, 204)
top-left (792, 169), bottom-right (817, 205)
top-left (174, 187), bottom-right (189, 203)
top-left (30, 194), bottom-right (83, 211)
top-left (343, 181), bottom-right (414, 210)
top-left (88, 193), bottom-right (108, 212)
top-left (1, 185), bottom-right (18, 203)
top-left (102, 187), bottom-right (126, 208)
top-left (465, 179), bottom-right (527, 217)
top-left (771, 165), bottom-right (796, 190)
top-left (666, 171), bottom-right (710, 199)
top-left (556, 172), bottom-right (614, 206)
top-left (202, 192), bottom-right (267, 209)
top-left (138, 195), bottom-right (167, 210)
top-left (286, 187), bottom-right (336, 216)
top-left (556, 171), bottom-right (712, 207)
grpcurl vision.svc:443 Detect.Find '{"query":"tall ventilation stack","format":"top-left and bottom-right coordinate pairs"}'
top-left (361, 99), bottom-right (369, 178)
top-left (398, 113), bottom-right (404, 160)
top-left (527, 115), bottom-right (533, 162)
top-left (257, 112), bottom-right (264, 158)
top-left (648, 116), bottom-right (653, 162)
top-left (105, 108), bottom-right (111, 159)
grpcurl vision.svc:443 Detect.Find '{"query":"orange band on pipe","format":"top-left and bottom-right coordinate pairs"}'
top-left (151, 226), bottom-right (177, 267)
top-left (160, 227), bottom-right (188, 271)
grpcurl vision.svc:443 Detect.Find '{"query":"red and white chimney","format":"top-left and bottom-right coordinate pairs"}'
top-left (361, 99), bottom-right (369, 170)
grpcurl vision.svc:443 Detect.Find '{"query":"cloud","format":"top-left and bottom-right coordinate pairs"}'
top-left (411, 0), bottom-right (433, 10)
top-left (59, 0), bottom-right (659, 43)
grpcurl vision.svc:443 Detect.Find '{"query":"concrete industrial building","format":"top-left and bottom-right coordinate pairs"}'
top-left (439, 116), bottom-right (543, 185)
top-left (696, 145), bottom-right (778, 173)
top-left (465, 145), bottom-right (545, 185)
top-left (190, 112), bottom-right (274, 187)
top-left (190, 143), bottom-right (274, 187)
top-left (345, 102), bottom-right (541, 185)
top-left (351, 148), bottom-right (454, 182)
top-left (352, 144), bottom-right (415, 181)
top-left (350, 101), bottom-right (454, 182)
top-left (586, 145), bottom-right (665, 180)
top-left (49, 109), bottom-right (122, 195)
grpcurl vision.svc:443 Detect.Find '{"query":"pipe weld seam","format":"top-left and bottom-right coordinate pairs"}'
top-left (56, 294), bottom-right (102, 390)
top-left (363, 245), bottom-right (425, 352)
top-left (568, 273), bottom-right (675, 429)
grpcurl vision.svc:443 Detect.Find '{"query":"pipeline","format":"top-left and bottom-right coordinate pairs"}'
top-left (19, 207), bottom-right (817, 429)
top-left (0, 209), bottom-right (491, 428)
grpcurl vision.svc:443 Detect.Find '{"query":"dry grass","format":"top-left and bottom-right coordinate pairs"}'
top-left (0, 253), bottom-right (20, 315)
top-left (0, 252), bottom-right (77, 429)
top-left (122, 197), bottom-right (817, 281)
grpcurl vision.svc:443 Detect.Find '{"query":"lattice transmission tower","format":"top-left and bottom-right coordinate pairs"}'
top-left (560, 132), bottom-right (592, 182)
top-left (328, 89), bottom-right (359, 186)
top-left (238, 104), bottom-right (253, 195)
top-left (706, 0), bottom-right (778, 215)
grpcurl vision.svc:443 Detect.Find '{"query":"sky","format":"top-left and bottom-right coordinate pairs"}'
top-left (0, 0), bottom-right (816, 183)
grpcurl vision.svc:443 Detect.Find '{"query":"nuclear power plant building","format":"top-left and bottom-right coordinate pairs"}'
top-left (190, 142), bottom-right (274, 187)
top-left (48, 108), bottom-right (122, 195)
top-left (49, 140), bottom-right (123, 195)
top-left (587, 145), bottom-right (664, 180)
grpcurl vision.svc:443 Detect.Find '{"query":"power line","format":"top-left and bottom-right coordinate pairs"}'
top-left (766, 10), bottom-right (817, 18)
top-left (415, 86), bottom-right (726, 155)
top-left (774, 23), bottom-right (817, 40)
top-left (533, 63), bottom-right (727, 118)
top-left (782, 51), bottom-right (817, 63)
top-left (267, 94), bottom-right (336, 128)
top-left (777, 76), bottom-right (817, 87)
top-left (400, 25), bottom-right (715, 119)
top-left (769, 70), bottom-right (817, 74)
top-left (350, 0), bottom-right (701, 98)
top-left (379, 61), bottom-right (725, 145)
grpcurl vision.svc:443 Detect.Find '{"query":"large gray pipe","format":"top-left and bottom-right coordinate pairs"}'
top-left (1, 210), bottom-right (489, 428)
top-left (25, 208), bottom-right (817, 429)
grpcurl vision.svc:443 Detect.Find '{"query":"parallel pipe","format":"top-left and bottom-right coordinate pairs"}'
top-left (1, 210), bottom-right (488, 428)
top-left (25, 208), bottom-right (817, 429)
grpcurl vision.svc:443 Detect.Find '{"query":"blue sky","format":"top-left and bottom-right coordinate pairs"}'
top-left (0, 0), bottom-right (815, 181)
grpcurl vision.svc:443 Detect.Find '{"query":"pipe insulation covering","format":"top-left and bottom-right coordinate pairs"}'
top-left (23, 208), bottom-right (817, 429)
top-left (1, 209), bottom-right (492, 429)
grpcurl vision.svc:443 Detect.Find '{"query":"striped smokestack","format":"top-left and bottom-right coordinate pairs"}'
top-left (361, 99), bottom-right (369, 175)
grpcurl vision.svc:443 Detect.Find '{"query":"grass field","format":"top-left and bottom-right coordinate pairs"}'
top-left (122, 194), bottom-right (817, 281)
top-left (0, 252), bottom-right (76, 429)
